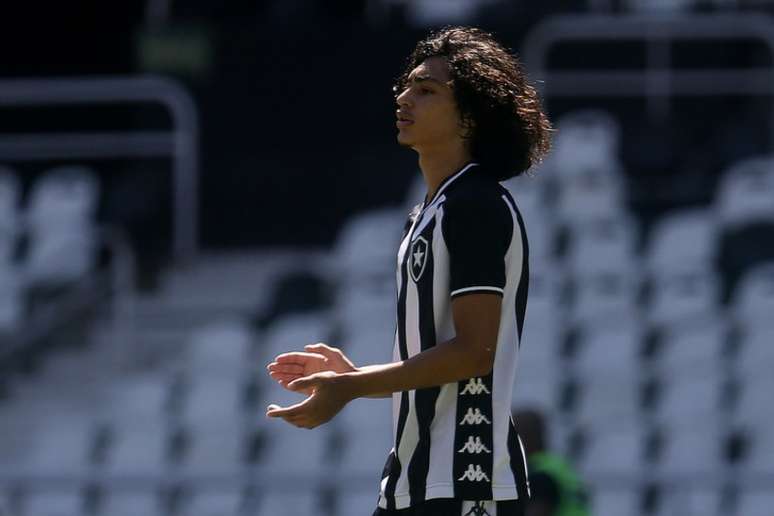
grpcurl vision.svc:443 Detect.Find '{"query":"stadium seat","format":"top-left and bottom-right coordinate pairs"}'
top-left (734, 490), bottom-right (774, 516)
top-left (259, 388), bottom-right (332, 475)
top-left (646, 266), bottom-right (720, 330)
top-left (590, 488), bottom-right (641, 516)
top-left (182, 487), bottom-right (244, 516)
top-left (0, 261), bottom-right (23, 331)
top-left (99, 491), bottom-right (161, 516)
top-left (337, 428), bottom-right (392, 483)
top-left (24, 166), bottom-right (100, 285)
top-left (572, 320), bottom-right (644, 378)
top-left (335, 281), bottom-right (395, 335)
top-left (551, 110), bottom-right (622, 181)
top-left (259, 312), bottom-right (334, 374)
top-left (254, 491), bottom-right (319, 516)
top-left (339, 325), bottom-right (394, 371)
top-left (331, 208), bottom-right (405, 287)
top-left (568, 270), bottom-right (639, 326)
top-left (654, 318), bottom-right (728, 375)
top-left (579, 428), bottom-right (646, 476)
top-left (186, 318), bottom-right (252, 374)
top-left (19, 416), bottom-right (95, 475)
top-left (182, 421), bottom-right (246, 476)
top-left (571, 322), bottom-right (644, 427)
top-left (730, 261), bottom-right (774, 327)
top-left (646, 209), bottom-right (718, 273)
top-left (655, 488), bottom-right (723, 516)
top-left (337, 490), bottom-right (381, 516)
top-left (501, 174), bottom-right (556, 263)
top-left (655, 425), bottom-right (726, 476)
top-left (654, 374), bottom-right (725, 428)
top-left (524, 268), bottom-right (567, 324)
top-left (734, 329), bottom-right (774, 380)
top-left (732, 376), bottom-right (774, 439)
top-left (23, 488), bottom-right (83, 516)
top-left (105, 420), bottom-right (170, 476)
top-left (0, 165), bottom-right (20, 242)
top-left (715, 155), bottom-right (774, 229)
top-left (565, 216), bottom-right (640, 276)
top-left (183, 376), bottom-right (244, 424)
top-left (555, 167), bottom-right (627, 227)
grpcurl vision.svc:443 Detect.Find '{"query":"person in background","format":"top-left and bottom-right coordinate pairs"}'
top-left (514, 408), bottom-right (589, 516)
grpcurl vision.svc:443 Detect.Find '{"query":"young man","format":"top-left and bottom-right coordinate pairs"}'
top-left (266, 26), bottom-right (552, 516)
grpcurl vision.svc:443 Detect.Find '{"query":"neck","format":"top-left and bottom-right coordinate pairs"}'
top-left (417, 143), bottom-right (472, 204)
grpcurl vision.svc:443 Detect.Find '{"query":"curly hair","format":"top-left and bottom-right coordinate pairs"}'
top-left (394, 26), bottom-right (553, 181)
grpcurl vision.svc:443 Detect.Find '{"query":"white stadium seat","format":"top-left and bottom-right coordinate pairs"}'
top-left (656, 425), bottom-right (725, 476)
top-left (24, 166), bottom-right (100, 285)
top-left (646, 209), bottom-right (718, 273)
top-left (716, 155), bottom-right (774, 228)
top-left (99, 491), bottom-right (161, 516)
top-left (186, 318), bottom-right (252, 374)
top-left (569, 271), bottom-right (639, 326)
top-left (734, 491), bottom-right (774, 516)
top-left (23, 489), bottom-right (83, 516)
top-left (646, 267), bottom-right (720, 329)
top-left (654, 318), bottom-right (728, 375)
top-left (565, 216), bottom-right (640, 276)
top-left (552, 110), bottom-right (622, 180)
top-left (731, 261), bottom-right (774, 327)
top-left (591, 489), bottom-right (641, 516)
top-left (182, 488), bottom-right (244, 516)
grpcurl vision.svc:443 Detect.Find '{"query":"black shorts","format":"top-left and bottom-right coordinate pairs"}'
top-left (373, 498), bottom-right (525, 516)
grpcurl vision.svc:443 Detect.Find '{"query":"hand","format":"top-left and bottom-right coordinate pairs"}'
top-left (266, 343), bottom-right (356, 396)
top-left (266, 371), bottom-right (352, 429)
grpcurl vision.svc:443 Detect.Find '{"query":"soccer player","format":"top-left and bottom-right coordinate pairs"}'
top-left (266, 26), bottom-right (552, 516)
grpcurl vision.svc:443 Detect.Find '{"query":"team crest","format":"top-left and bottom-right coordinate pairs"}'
top-left (409, 236), bottom-right (429, 282)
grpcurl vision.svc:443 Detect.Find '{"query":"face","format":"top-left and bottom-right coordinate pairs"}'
top-left (395, 56), bottom-right (465, 151)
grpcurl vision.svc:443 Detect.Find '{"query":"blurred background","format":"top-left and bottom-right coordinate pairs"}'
top-left (1, 1), bottom-right (774, 515)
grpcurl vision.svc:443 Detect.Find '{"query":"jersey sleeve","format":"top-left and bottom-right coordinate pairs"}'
top-left (442, 192), bottom-right (513, 299)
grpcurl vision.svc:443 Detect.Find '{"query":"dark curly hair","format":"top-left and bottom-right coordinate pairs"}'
top-left (394, 26), bottom-right (553, 181)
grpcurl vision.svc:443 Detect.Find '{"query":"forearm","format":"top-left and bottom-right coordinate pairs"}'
top-left (344, 337), bottom-right (488, 399)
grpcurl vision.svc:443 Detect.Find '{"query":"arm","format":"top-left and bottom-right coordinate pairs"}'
top-left (343, 292), bottom-right (501, 397)
top-left (267, 293), bottom-right (501, 427)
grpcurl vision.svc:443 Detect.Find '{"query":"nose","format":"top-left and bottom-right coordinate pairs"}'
top-left (396, 86), bottom-right (412, 108)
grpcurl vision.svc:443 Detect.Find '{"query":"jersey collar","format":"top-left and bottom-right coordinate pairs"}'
top-left (423, 162), bottom-right (480, 209)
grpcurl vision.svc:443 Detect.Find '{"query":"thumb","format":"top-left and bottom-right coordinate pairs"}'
top-left (287, 374), bottom-right (319, 392)
top-left (305, 342), bottom-right (336, 357)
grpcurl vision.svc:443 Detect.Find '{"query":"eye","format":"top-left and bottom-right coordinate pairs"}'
top-left (419, 87), bottom-right (433, 95)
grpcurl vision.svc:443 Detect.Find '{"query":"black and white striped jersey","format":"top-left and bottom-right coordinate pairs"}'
top-left (378, 162), bottom-right (531, 510)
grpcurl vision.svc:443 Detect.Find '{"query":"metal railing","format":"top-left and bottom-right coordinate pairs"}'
top-left (0, 76), bottom-right (200, 262)
top-left (522, 13), bottom-right (774, 149)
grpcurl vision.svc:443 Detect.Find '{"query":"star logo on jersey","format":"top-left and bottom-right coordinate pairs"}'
top-left (409, 236), bottom-right (429, 282)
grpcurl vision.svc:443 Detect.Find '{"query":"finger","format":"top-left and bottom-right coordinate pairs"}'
top-left (269, 371), bottom-right (302, 383)
top-left (287, 376), bottom-right (318, 391)
top-left (267, 363), bottom-right (305, 375)
top-left (275, 352), bottom-right (324, 364)
top-left (304, 343), bottom-right (336, 356)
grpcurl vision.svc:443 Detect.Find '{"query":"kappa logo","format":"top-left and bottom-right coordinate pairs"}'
top-left (460, 378), bottom-right (490, 396)
top-left (459, 408), bottom-right (491, 426)
top-left (458, 436), bottom-right (492, 454)
top-left (409, 236), bottom-right (429, 282)
top-left (457, 464), bottom-right (490, 482)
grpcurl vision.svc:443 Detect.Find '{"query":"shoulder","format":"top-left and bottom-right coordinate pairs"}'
top-left (441, 176), bottom-right (513, 222)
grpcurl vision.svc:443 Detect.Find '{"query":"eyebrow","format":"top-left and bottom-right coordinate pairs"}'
top-left (407, 74), bottom-right (445, 86)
